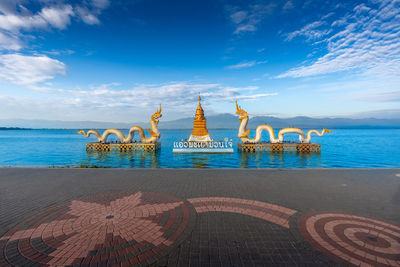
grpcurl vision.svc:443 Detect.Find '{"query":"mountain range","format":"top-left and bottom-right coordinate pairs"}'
top-left (0, 114), bottom-right (399, 129)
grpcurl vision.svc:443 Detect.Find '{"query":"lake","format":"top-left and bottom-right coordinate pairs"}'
top-left (0, 129), bottom-right (399, 168)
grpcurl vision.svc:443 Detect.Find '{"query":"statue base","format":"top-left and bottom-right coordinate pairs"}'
top-left (188, 134), bottom-right (212, 142)
top-left (173, 148), bottom-right (234, 153)
top-left (173, 140), bottom-right (234, 153)
top-left (238, 143), bottom-right (321, 153)
top-left (86, 142), bottom-right (160, 152)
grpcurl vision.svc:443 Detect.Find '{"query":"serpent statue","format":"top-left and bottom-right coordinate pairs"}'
top-left (77, 105), bottom-right (162, 144)
top-left (235, 102), bottom-right (331, 144)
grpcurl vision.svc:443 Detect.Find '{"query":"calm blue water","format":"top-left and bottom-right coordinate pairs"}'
top-left (0, 129), bottom-right (399, 168)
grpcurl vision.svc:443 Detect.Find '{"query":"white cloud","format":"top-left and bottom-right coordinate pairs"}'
top-left (230, 11), bottom-right (247, 24)
top-left (234, 24), bottom-right (257, 34)
top-left (35, 82), bottom-right (277, 112)
top-left (43, 49), bottom-right (75, 56)
top-left (351, 89), bottom-right (400, 102)
top-left (227, 3), bottom-right (276, 34)
top-left (0, 1), bottom-right (111, 53)
top-left (0, 1), bottom-right (17, 15)
top-left (227, 60), bottom-right (267, 69)
top-left (39, 5), bottom-right (74, 29)
top-left (0, 82), bottom-right (274, 121)
top-left (0, 13), bottom-right (47, 32)
top-left (91, 0), bottom-right (110, 9)
top-left (0, 3), bottom-right (106, 33)
top-left (285, 21), bottom-right (331, 41)
top-left (228, 61), bottom-right (256, 69)
top-left (76, 6), bottom-right (100, 25)
top-left (283, 1), bottom-right (294, 10)
top-left (279, 0), bottom-right (400, 78)
top-left (0, 95), bottom-right (105, 121)
top-left (75, 0), bottom-right (110, 25)
top-left (0, 32), bottom-right (23, 50)
top-left (0, 0), bottom-right (112, 89)
top-left (0, 54), bottom-right (66, 85)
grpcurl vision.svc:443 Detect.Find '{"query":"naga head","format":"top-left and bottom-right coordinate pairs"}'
top-left (235, 101), bottom-right (248, 122)
top-left (323, 129), bottom-right (332, 133)
top-left (151, 104), bottom-right (162, 125)
top-left (77, 130), bottom-right (85, 135)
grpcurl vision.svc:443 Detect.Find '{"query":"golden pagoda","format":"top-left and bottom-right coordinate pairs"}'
top-left (188, 95), bottom-right (212, 142)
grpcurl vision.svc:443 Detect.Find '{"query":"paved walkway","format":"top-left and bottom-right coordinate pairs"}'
top-left (0, 168), bottom-right (399, 266)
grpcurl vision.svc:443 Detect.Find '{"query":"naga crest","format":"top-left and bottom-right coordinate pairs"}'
top-left (151, 104), bottom-right (162, 125)
top-left (235, 101), bottom-right (248, 121)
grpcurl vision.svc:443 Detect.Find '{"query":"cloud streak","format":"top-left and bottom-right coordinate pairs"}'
top-left (0, 82), bottom-right (276, 121)
top-left (278, 0), bottom-right (400, 79)
top-left (351, 89), bottom-right (400, 103)
top-left (227, 60), bottom-right (267, 69)
top-left (282, 1), bottom-right (294, 10)
top-left (285, 21), bottom-right (331, 41)
top-left (226, 3), bottom-right (275, 34)
top-left (37, 82), bottom-right (277, 109)
top-left (0, 31), bottom-right (22, 50)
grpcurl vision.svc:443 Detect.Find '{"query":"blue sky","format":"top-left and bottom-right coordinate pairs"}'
top-left (0, 0), bottom-right (399, 122)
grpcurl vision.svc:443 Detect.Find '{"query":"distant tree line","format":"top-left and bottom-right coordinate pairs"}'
top-left (0, 127), bottom-right (31, 130)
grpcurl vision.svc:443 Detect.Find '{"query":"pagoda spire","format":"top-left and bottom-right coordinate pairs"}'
top-left (188, 95), bottom-right (212, 142)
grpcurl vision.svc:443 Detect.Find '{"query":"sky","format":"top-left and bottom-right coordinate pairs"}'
top-left (0, 0), bottom-right (399, 123)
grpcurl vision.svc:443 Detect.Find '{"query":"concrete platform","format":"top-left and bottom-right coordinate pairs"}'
top-left (238, 143), bottom-right (321, 152)
top-left (0, 168), bottom-right (399, 266)
top-left (86, 142), bottom-right (160, 152)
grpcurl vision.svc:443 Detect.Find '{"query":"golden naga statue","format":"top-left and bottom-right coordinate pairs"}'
top-left (77, 105), bottom-right (162, 144)
top-left (235, 102), bottom-right (331, 144)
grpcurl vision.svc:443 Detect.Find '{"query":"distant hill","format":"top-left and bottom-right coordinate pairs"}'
top-left (159, 114), bottom-right (400, 129)
top-left (0, 114), bottom-right (399, 129)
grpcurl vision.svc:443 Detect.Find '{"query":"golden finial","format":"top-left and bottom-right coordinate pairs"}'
top-left (198, 95), bottom-right (201, 103)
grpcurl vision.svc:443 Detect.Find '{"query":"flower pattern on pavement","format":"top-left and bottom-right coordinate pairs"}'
top-left (4, 192), bottom-right (184, 266)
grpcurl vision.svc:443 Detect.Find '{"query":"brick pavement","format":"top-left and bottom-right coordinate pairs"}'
top-left (0, 168), bottom-right (399, 266)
